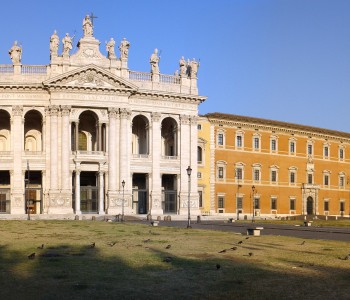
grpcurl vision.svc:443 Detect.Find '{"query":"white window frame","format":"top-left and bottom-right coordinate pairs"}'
top-left (289, 166), bottom-right (297, 185)
top-left (217, 129), bottom-right (226, 147)
top-left (339, 172), bottom-right (345, 189)
top-left (252, 133), bottom-right (261, 152)
top-left (271, 196), bottom-right (277, 210)
top-left (235, 130), bottom-right (244, 149)
top-left (270, 165), bottom-right (279, 184)
top-left (216, 160), bottom-right (227, 181)
top-left (270, 135), bottom-right (278, 153)
top-left (235, 162), bottom-right (245, 183)
top-left (289, 197), bottom-right (296, 212)
top-left (323, 170), bottom-right (331, 188)
top-left (339, 146), bottom-right (345, 161)
top-left (289, 138), bottom-right (296, 156)
top-left (307, 140), bottom-right (314, 157)
top-left (252, 163), bottom-right (261, 183)
top-left (323, 143), bottom-right (330, 160)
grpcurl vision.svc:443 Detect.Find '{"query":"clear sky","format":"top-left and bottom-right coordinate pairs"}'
top-left (1, 0), bottom-right (350, 132)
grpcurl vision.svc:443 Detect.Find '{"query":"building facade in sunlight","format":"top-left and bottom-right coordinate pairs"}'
top-left (199, 113), bottom-right (350, 218)
top-left (0, 16), bottom-right (205, 217)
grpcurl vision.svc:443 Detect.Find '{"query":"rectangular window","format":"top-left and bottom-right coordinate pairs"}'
top-left (308, 174), bottom-right (313, 184)
top-left (271, 170), bottom-right (277, 182)
top-left (339, 148), bottom-right (344, 160)
top-left (236, 168), bottom-right (243, 180)
top-left (254, 137), bottom-right (260, 150)
top-left (254, 169), bottom-right (260, 181)
top-left (290, 199), bottom-right (295, 210)
top-left (197, 124), bottom-right (202, 130)
top-left (340, 201), bottom-right (345, 212)
top-left (324, 201), bottom-right (329, 211)
top-left (197, 172), bottom-right (202, 179)
top-left (308, 144), bottom-right (313, 155)
top-left (236, 135), bottom-right (242, 147)
top-left (324, 146), bottom-right (329, 158)
top-left (290, 141), bottom-right (295, 154)
top-left (271, 198), bottom-right (277, 210)
top-left (218, 197), bottom-right (224, 209)
top-left (290, 172), bottom-right (295, 184)
top-left (198, 191), bottom-right (203, 207)
top-left (254, 197), bottom-right (260, 209)
top-left (324, 175), bottom-right (329, 186)
top-left (339, 176), bottom-right (345, 187)
top-left (237, 197), bottom-right (243, 209)
top-left (218, 167), bottom-right (224, 179)
top-left (271, 140), bottom-right (276, 151)
top-left (218, 133), bottom-right (223, 145)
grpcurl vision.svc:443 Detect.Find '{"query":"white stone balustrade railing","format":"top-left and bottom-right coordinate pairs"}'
top-left (132, 154), bottom-right (149, 159)
top-left (162, 155), bottom-right (178, 160)
top-left (160, 74), bottom-right (180, 84)
top-left (0, 65), bottom-right (14, 73)
top-left (76, 150), bottom-right (105, 156)
top-left (21, 65), bottom-right (47, 74)
top-left (0, 151), bottom-right (13, 156)
top-left (24, 151), bottom-right (43, 155)
top-left (129, 70), bottom-right (152, 82)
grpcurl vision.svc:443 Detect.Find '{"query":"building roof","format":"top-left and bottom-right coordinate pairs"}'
top-left (205, 112), bottom-right (350, 139)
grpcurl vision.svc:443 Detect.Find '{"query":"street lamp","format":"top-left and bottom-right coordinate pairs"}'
top-left (252, 185), bottom-right (255, 223)
top-left (186, 166), bottom-right (192, 228)
top-left (121, 180), bottom-right (125, 222)
top-left (26, 161), bottom-right (30, 221)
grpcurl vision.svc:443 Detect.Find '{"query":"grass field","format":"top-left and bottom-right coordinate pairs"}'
top-left (0, 220), bottom-right (349, 300)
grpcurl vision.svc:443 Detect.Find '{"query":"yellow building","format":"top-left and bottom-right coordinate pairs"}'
top-left (201, 112), bottom-right (350, 219)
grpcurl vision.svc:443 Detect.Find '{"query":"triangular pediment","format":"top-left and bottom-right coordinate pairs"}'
top-left (43, 64), bottom-right (139, 91)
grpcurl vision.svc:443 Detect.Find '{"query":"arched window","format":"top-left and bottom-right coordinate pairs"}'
top-left (197, 146), bottom-right (203, 163)
top-left (79, 132), bottom-right (88, 151)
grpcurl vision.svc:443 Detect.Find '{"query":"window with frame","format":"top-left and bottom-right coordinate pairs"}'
top-left (197, 146), bottom-right (203, 164)
top-left (218, 167), bottom-right (224, 179)
top-left (290, 140), bottom-right (296, 154)
top-left (324, 146), bottom-right (329, 158)
top-left (324, 200), bottom-right (329, 211)
top-left (236, 168), bottom-right (243, 180)
top-left (339, 148), bottom-right (344, 160)
top-left (217, 133), bottom-right (224, 146)
top-left (290, 171), bottom-right (295, 184)
top-left (254, 169), bottom-right (260, 181)
top-left (324, 174), bottom-right (329, 186)
top-left (197, 124), bottom-right (202, 130)
top-left (339, 175), bottom-right (345, 188)
top-left (290, 198), bottom-right (295, 210)
top-left (271, 197), bottom-right (277, 210)
top-left (307, 142), bottom-right (313, 156)
top-left (197, 172), bottom-right (202, 179)
top-left (218, 197), bottom-right (224, 209)
top-left (236, 135), bottom-right (242, 148)
top-left (340, 201), bottom-right (345, 212)
top-left (198, 191), bottom-right (203, 207)
top-left (253, 136), bottom-right (260, 150)
top-left (271, 170), bottom-right (277, 182)
top-left (308, 173), bottom-right (313, 184)
top-left (237, 196), bottom-right (243, 209)
top-left (271, 139), bottom-right (277, 152)
top-left (254, 197), bottom-right (260, 209)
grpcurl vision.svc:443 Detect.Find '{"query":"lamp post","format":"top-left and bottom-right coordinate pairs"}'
top-left (26, 161), bottom-right (30, 221)
top-left (186, 166), bottom-right (192, 228)
top-left (121, 180), bottom-right (125, 222)
top-left (251, 185), bottom-right (255, 223)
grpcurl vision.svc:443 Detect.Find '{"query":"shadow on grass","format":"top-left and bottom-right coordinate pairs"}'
top-left (0, 239), bottom-right (349, 299)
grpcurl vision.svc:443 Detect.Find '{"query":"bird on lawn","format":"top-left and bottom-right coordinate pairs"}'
top-left (230, 246), bottom-right (237, 251)
top-left (237, 241), bottom-right (243, 244)
top-left (216, 264), bottom-right (221, 270)
top-left (245, 237), bottom-right (249, 240)
top-left (248, 252), bottom-right (254, 257)
top-left (90, 242), bottom-right (95, 248)
top-left (165, 244), bottom-right (171, 249)
top-left (163, 257), bottom-right (172, 263)
top-left (218, 249), bottom-right (226, 253)
top-left (28, 253), bottom-right (36, 259)
top-left (37, 244), bottom-right (44, 249)
top-left (300, 241), bottom-right (305, 245)
top-left (107, 242), bottom-right (117, 247)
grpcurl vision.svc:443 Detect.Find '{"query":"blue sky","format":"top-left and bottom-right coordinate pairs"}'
top-left (1, 0), bottom-right (350, 132)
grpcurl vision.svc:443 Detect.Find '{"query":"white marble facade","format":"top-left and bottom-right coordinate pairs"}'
top-left (0, 16), bottom-right (205, 216)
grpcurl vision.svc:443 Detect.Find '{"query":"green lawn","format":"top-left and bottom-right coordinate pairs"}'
top-left (0, 220), bottom-right (349, 299)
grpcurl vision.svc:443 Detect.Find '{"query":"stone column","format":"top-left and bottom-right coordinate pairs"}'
top-left (61, 106), bottom-right (71, 192)
top-left (179, 114), bottom-right (191, 215)
top-left (11, 106), bottom-right (24, 214)
top-left (75, 168), bottom-right (81, 214)
top-left (98, 123), bottom-right (102, 151)
top-left (98, 169), bottom-right (105, 214)
top-left (50, 105), bottom-right (59, 191)
top-left (189, 116), bottom-right (200, 215)
top-left (75, 121), bottom-right (79, 151)
top-left (119, 108), bottom-right (131, 213)
top-left (106, 108), bottom-right (118, 214)
top-left (150, 112), bottom-right (163, 215)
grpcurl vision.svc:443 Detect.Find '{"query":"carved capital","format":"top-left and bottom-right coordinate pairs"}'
top-left (190, 116), bottom-right (198, 125)
top-left (180, 114), bottom-right (190, 125)
top-left (49, 105), bottom-right (60, 116)
top-left (61, 105), bottom-right (71, 116)
top-left (151, 112), bottom-right (162, 122)
top-left (120, 108), bottom-right (131, 119)
top-left (108, 107), bottom-right (119, 118)
top-left (12, 105), bottom-right (23, 116)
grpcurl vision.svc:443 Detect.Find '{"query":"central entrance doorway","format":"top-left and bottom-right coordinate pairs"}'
top-left (132, 173), bottom-right (148, 214)
top-left (306, 196), bottom-right (314, 215)
top-left (162, 174), bottom-right (177, 214)
top-left (25, 171), bottom-right (42, 214)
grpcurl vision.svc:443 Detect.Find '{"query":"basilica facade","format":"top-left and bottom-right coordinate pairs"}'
top-left (0, 16), bottom-right (205, 217)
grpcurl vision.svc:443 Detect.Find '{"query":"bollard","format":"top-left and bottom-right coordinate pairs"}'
top-left (75, 215), bottom-right (79, 221)
top-left (197, 215), bottom-right (201, 223)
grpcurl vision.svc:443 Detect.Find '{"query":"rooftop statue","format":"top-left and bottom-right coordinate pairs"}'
top-left (50, 30), bottom-right (59, 58)
top-left (62, 33), bottom-right (73, 57)
top-left (190, 58), bottom-right (200, 78)
top-left (83, 15), bottom-right (93, 37)
top-left (150, 48), bottom-right (160, 74)
top-left (179, 56), bottom-right (187, 76)
top-left (106, 38), bottom-right (116, 59)
top-left (119, 38), bottom-right (130, 60)
top-left (9, 41), bottom-right (22, 64)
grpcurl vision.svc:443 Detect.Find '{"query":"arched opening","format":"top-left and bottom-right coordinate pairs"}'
top-left (132, 115), bottom-right (149, 156)
top-left (0, 110), bottom-right (11, 151)
top-left (78, 111), bottom-right (98, 151)
top-left (307, 196), bottom-right (313, 215)
top-left (161, 117), bottom-right (177, 157)
top-left (24, 110), bottom-right (43, 152)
